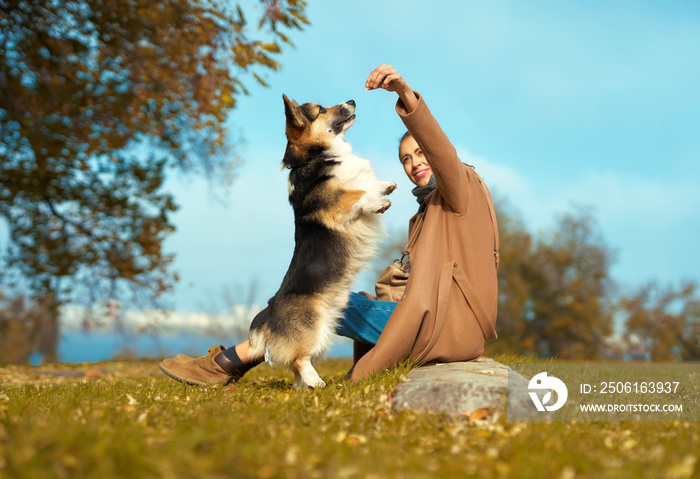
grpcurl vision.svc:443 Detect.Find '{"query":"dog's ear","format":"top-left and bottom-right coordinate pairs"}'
top-left (283, 94), bottom-right (306, 129)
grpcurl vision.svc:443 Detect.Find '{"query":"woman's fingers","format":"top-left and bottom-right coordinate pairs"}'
top-left (365, 64), bottom-right (402, 91)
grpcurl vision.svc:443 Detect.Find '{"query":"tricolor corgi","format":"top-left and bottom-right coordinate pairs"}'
top-left (248, 95), bottom-right (396, 388)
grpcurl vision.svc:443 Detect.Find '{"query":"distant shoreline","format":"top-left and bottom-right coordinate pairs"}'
top-left (51, 331), bottom-right (352, 365)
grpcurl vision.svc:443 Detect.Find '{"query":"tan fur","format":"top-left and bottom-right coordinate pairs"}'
top-left (306, 185), bottom-right (367, 229)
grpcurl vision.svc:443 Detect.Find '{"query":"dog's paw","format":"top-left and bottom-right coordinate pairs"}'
top-left (374, 198), bottom-right (391, 214)
top-left (293, 376), bottom-right (303, 390)
top-left (295, 377), bottom-right (326, 390)
top-left (311, 378), bottom-right (327, 389)
top-left (382, 181), bottom-right (397, 196)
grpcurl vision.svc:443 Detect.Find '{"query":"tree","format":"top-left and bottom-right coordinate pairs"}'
top-left (0, 0), bottom-right (308, 361)
top-left (526, 207), bottom-right (615, 358)
top-left (621, 281), bottom-right (700, 361)
top-left (487, 198), bottom-right (535, 355)
top-left (0, 291), bottom-right (54, 364)
top-left (491, 203), bottom-right (616, 359)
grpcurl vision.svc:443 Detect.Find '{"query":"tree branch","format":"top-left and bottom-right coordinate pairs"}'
top-left (43, 195), bottom-right (99, 241)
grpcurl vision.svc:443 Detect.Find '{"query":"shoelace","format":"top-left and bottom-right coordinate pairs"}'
top-left (187, 345), bottom-right (220, 363)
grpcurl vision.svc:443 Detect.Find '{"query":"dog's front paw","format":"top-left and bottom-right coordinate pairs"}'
top-left (382, 181), bottom-right (397, 196)
top-left (374, 198), bottom-right (391, 214)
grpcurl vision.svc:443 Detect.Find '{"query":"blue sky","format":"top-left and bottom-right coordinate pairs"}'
top-left (163, 1), bottom-right (700, 311)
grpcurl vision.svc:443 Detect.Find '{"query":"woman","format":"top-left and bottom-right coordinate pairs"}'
top-left (159, 65), bottom-right (499, 386)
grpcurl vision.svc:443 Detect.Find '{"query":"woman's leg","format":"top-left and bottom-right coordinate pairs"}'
top-left (222, 339), bottom-right (263, 363)
top-left (353, 340), bottom-right (374, 363)
top-left (336, 292), bottom-right (397, 347)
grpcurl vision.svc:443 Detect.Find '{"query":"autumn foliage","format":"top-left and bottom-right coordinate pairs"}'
top-left (621, 281), bottom-right (700, 361)
top-left (489, 200), bottom-right (698, 361)
top-left (0, 0), bottom-right (307, 300)
top-left (0, 0), bottom-right (307, 361)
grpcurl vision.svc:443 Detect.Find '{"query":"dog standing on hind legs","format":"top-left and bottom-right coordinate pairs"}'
top-left (247, 95), bottom-right (396, 389)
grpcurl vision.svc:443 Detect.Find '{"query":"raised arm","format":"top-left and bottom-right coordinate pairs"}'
top-left (365, 64), bottom-right (419, 113)
top-left (365, 65), bottom-right (469, 214)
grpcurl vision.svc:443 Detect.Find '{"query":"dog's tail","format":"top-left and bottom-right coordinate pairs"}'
top-left (248, 307), bottom-right (272, 360)
top-left (247, 298), bottom-right (340, 367)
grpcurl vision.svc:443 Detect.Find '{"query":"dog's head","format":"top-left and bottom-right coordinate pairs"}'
top-left (282, 95), bottom-right (356, 168)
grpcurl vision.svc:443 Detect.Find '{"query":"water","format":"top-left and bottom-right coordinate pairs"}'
top-left (56, 331), bottom-right (353, 363)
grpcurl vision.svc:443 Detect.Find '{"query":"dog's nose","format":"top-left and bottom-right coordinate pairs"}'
top-left (347, 100), bottom-right (355, 107)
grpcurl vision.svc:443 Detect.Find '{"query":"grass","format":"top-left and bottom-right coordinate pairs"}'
top-left (0, 354), bottom-right (698, 479)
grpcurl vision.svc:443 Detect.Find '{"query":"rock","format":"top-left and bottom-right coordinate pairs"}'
top-left (391, 357), bottom-right (532, 419)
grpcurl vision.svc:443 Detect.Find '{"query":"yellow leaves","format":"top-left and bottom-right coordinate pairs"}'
top-left (621, 437), bottom-right (638, 451)
top-left (559, 466), bottom-right (576, 479)
top-left (258, 42), bottom-right (281, 54)
top-left (284, 445), bottom-right (299, 465)
top-left (124, 393), bottom-right (138, 410)
top-left (332, 431), bottom-right (368, 447)
top-left (276, 391), bottom-right (291, 402)
top-left (137, 411), bottom-right (149, 425)
top-left (72, 407), bottom-right (87, 425)
top-left (252, 73), bottom-right (269, 88)
top-left (221, 92), bottom-right (233, 105)
top-left (3, 0), bottom-right (308, 309)
top-left (345, 434), bottom-right (368, 447)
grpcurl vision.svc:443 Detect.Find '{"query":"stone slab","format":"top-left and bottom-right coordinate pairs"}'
top-left (391, 358), bottom-right (532, 418)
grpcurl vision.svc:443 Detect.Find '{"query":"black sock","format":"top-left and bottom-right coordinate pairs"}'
top-left (220, 345), bottom-right (262, 374)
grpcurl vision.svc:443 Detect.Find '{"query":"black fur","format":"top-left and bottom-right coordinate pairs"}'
top-left (249, 154), bottom-right (349, 335)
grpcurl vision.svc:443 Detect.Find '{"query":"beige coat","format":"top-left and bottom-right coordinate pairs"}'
top-left (351, 92), bottom-right (499, 381)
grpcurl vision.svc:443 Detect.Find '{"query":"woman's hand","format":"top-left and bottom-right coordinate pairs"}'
top-left (365, 64), bottom-right (418, 112)
top-left (365, 64), bottom-right (407, 92)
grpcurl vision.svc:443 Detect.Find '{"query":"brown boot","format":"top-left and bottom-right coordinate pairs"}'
top-left (159, 345), bottom-right (249, 387)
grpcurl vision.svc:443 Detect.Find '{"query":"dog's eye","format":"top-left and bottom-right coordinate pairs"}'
top-left (318, 107), bottom-right (327, 115)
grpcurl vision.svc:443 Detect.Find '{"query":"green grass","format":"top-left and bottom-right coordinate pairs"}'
top-left (0, 355), bottom-right (698, 479)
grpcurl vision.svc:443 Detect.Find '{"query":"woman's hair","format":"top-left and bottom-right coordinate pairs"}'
top-left (398, 131), bottom-right (412, 159)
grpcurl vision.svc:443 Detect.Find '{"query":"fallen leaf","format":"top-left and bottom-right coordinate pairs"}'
top-left (465, 408), bottom-right (491, 422)
top-left (137, 411), bottom-right (149, 424)
top-left (346, 434), bottom-right (368, 446)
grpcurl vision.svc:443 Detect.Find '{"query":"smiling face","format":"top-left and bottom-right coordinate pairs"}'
top-left (399, 134), bottom-right (433, 187)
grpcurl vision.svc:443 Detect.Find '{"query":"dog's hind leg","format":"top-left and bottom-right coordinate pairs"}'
top-left (290, 365), bottom-right (304, 390)
top-left (292, 356), bottom-right (326, 389)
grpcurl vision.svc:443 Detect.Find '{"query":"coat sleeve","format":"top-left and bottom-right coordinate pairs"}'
top-left (396, 91), bottom-right (469, 215)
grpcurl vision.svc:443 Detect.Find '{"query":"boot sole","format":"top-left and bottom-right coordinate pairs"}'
top-left (158, 361), bottom-right (210, 387)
